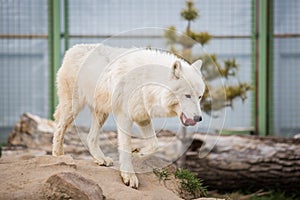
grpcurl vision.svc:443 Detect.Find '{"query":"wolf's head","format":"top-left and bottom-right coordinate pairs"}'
top-left (165, 59), bottom-right (205, 127)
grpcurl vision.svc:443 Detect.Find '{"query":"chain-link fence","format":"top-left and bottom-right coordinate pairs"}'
top-left (273, 0), bottom-right (300, 136)
top-left (0, 0), bottom-right (49, 140)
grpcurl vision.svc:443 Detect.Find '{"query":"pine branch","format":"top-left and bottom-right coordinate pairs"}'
top-left (163, 0), bottom-right (253, 114)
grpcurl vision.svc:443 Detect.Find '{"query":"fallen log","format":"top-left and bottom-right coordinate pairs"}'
top-left (185, 133), bottom-right (300, 193)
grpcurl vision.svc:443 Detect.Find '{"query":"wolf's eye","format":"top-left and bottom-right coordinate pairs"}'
top-left (198, 96), bottom-right (202, 99)
top-left (185, 94), bottom-right (191, 98)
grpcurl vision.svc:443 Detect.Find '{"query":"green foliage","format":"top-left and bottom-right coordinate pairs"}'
top-left (175, 168), bottom-right (207, 198)
top-left (0, 142), bottom-right (7, 157)
top-left (180, 0), bottom-right (198, 22)
top-left (178, 33), bottom-right (197, 49)
top-left (190, 31), bottom-right (212, 46)
top-left (153, 168), bottom-right (207, 199)
top-left (201, 56), bottom-right (239, 80)
top-left (164, 26), bottom-right (177, 45)
top-left (153, 168), bottom-right (171, 183)
top-left (225, 83), bottom-right (253, 102)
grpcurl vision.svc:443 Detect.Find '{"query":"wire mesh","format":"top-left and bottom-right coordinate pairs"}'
top-left (0, 0), bottom-right (49, 132)
top-left (273, 0), bottom-right (300, 137)
top-left (5, 1), bottom-right (298, 136)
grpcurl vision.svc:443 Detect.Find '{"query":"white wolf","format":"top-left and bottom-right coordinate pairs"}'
top-left (52, 44), bottom-right (205, 189)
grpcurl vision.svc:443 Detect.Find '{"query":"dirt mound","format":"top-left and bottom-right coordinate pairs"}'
top-left (0, 155), bottom-right (182, 200)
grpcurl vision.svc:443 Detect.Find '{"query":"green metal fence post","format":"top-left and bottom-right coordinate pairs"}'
top-left (268, 0), bottom-right (274, 136)
top-left (48, 0), bottom-right (61, 119)
top-left (256, 0), bottom-right (274, 135)
top-left (64, 0), bottom-right (69, 51)
top-left (251, 0), bottom-right (258, 134)
top-left (258, 0), bottom-right (267, 136)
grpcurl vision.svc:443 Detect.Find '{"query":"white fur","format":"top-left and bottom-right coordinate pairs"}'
top-left (52, 44), bottom-right (205, 189)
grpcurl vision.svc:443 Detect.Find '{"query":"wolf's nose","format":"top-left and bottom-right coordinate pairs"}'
top-left (193, 115), bottom-right (202, 122)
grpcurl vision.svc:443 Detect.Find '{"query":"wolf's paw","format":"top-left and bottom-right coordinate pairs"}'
top-left (94, 156), bottom-right (113, 167)
top-left (121, 171), bottom-right (139, 189)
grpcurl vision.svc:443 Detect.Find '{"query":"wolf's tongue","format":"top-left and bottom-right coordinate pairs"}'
top-left (182, 113), bottom-right (188, 123)
top-left (182, 113), bottom-right (196, 126)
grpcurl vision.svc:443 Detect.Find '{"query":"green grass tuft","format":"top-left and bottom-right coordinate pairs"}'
top-left (153, 168), bottom-right (171, 183)
top-left (175, 168), bottom-right (207, 198)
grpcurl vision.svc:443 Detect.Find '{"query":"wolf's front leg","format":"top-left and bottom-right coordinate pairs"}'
top-left (117, 118), bottom-right (139, 189)
top-left (136, 122), bottom-right (158, 157)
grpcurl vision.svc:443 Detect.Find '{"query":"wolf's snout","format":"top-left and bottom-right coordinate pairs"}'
top-left (181, 113), bottom-right (196, 126)
top-left (193, 115), bottom-right (202, 122)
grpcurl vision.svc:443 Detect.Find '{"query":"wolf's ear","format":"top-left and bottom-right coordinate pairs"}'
top-left (192, 60), bottom-right (203, 71)
top-left (171, 60), bottom-right (182, 79)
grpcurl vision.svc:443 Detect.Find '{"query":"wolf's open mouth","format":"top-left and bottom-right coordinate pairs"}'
top-left (180, 113), bottom-right (196, 126)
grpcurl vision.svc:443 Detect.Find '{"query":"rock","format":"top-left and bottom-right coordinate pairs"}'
top-left (44, 172), bottom-right (104, 200)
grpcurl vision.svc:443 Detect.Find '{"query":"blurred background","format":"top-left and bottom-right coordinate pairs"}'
top-left (0, 0), bottom-right (299, 141)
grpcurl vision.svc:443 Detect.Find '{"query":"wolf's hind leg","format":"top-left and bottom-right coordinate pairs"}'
top-left (86, 112), bottom-right (113, 166)
top-left (52, 103), bottom-right (79, 156)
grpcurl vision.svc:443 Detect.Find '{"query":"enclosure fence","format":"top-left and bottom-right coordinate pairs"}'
top-left (0, 0), bottom-right (299, 137)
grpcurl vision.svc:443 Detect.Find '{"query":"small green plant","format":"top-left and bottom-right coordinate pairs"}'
top-left (153, 168), bottom-right (171, 183)
top-left (153, 167), bottom-right (208, 199)
top-left (0, 142), bottom-right (7, 157)
top-left (175, 168), bottom-right (207, 199)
